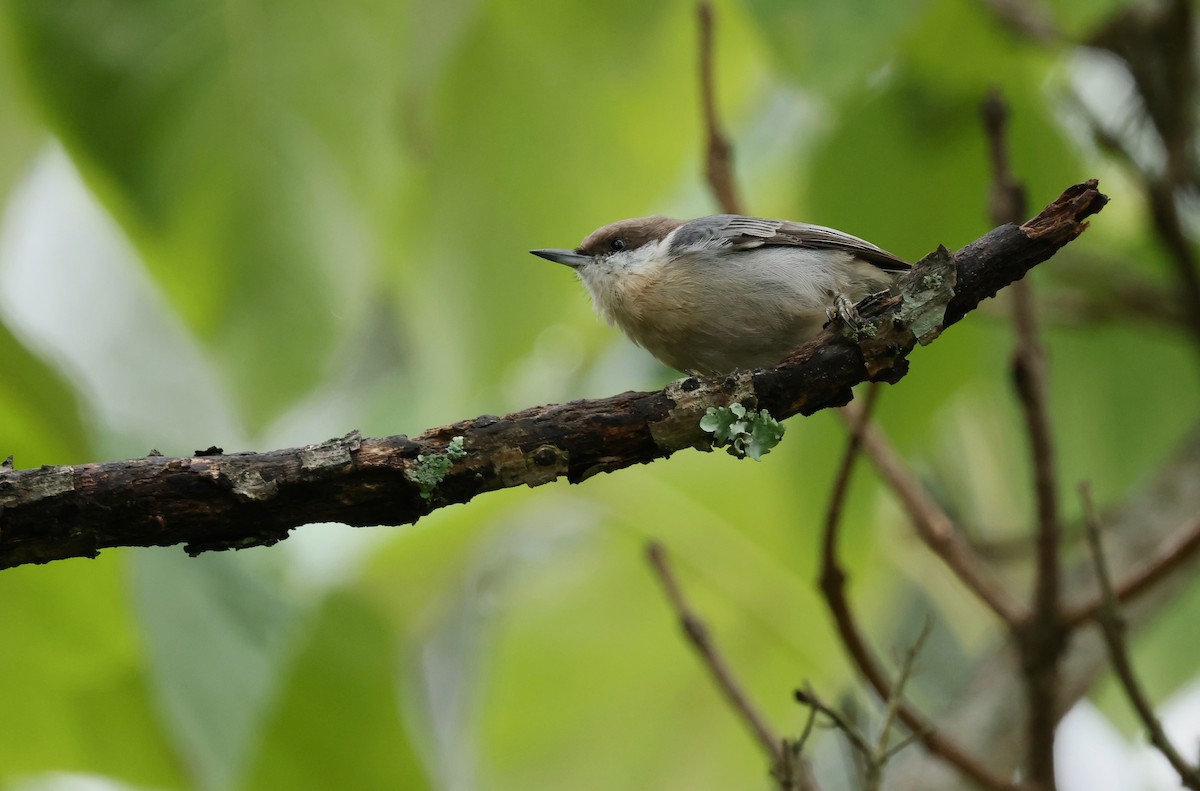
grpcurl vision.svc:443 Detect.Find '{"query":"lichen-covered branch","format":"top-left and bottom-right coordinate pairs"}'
top-left (0, 182), bottom-right (1107, 570)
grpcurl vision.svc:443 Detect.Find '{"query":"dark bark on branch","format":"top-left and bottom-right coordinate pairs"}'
top-left (0, 182), bottom-right (1107, 570)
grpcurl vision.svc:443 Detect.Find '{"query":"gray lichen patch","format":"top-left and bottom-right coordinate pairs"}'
top-left (223, 465), bottom-right (279, 502)
top-left (897, 246), bottom-right (958, 345)
top-left (300, 429), bottom-right (363, 471)
top-left (845, 246), bottom-right (959, 377)
top-left (843, 318), bottom-right (880, 342)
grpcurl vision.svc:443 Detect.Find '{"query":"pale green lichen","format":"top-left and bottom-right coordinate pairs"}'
top-left (899, 248), bottom-right (958, 344)
top-left (846, 318), bottom-right (880, 341)
top-left (700, 404), bottom-right (786, 460)
top-left (412, 436), bottom-right (467, 500)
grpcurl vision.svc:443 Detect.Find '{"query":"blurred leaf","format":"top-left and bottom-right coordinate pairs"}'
top-left (241, 591), bottom-right (432, 791)
top-left (473, 513), bottom-right (818, 791)
top-left (1046, 323), bottom-right (1200, 513)
top-left (806, 1), bottom-right (1078, 256)
top-left (0, 556), bottom-right (184, 787)
top-left (396, 0), bottom-right (715, 405)
top-left (0, 12), bottom-right (43, 200)
top-left (129, 551), bottom-right (304, 790)
top-left (798, 0), bottom-right (1084, 454)
top-left (1053, 0), bottom-right (1131, 38)
top-left (743, 0), bottom-right (930, 97)
top-left (0, 316), bottom-right (88, 465)
top-left (1, 0), bottom-right (413, 428)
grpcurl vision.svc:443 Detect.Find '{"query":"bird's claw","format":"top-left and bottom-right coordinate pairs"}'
top-left (827, 293), bottom-right (859, 324)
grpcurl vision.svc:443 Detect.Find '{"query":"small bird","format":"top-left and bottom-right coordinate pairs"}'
top-left (531, 214), bottom-right (909, 375)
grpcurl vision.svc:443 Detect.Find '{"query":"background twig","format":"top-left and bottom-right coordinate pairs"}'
top-left (840, 407), bottom-right (1022, 624)
top-left (697, 1), bottom-right (743, 215)
top-left (820, 387), bottom-right (1018, 791)
top-left (1088, 0), bottom-right (1200, 355)
top-left (985, 88), bottom-right (1065, 790)
top-left (1064, 515), bottom-right (1200, 628)
top-left (645, 541), bottom-right (800, 786)
top-left (887, 431), bottom-right (1200, 789)
top-left (1080, 482), bottom-right (1200, 790)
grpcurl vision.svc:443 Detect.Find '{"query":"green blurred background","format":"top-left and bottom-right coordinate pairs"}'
top-left (0, 0), bottom-right (1197, 788)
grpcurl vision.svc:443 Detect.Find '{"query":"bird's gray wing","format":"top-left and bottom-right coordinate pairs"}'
top-left (670, 215), bottom-right (910, 270)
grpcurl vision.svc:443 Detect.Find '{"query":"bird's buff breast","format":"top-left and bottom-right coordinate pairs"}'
top-left (579, 258), bottom-right (832, 374)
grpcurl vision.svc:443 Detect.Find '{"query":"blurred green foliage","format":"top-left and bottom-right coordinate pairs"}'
top-left (0, 0), bottom-right (1197, 789)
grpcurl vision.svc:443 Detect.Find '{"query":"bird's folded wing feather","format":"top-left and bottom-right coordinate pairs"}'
top-left (672, 215), bottom-right (910, 270)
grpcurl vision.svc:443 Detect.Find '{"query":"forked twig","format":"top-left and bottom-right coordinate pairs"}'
top-left (821, 388), bottom-right (1018, 791)
top-left (1063, 516), bottom-right (1200, 629)
top-left (794, 622), bottom-right (932, 791)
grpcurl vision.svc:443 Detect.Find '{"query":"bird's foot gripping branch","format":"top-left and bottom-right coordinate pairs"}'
top-left (829, 245), bottom-right (959, 378)
top-left (0, 181), bottom-right (1107, 569)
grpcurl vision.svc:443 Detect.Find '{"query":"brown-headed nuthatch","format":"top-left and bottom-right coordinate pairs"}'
top-left (531, 214), bottom-right (909, 375)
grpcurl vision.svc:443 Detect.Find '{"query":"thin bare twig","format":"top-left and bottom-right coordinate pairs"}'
top-left (1078, 108), bottom-right (1200, 348)
top-left (1064, 515), bottom-right (1200, 629)
top-left (794, 685), bottom-right (875, 771)
top-left (1146, 183), bottom-right (1200, 350)
top-left (697, 1), bottom-right (743, 215)
top-left (821, 389), bottom-right (1019, 791)
top-left (983, 88), bottom-right (1028, 227)
top-left (839, 408), bottom-right (1023, 624)
top-left (777, 706), bottom-right (821, 791)
top-left (877, 621), bottom-right (933, 763)
top-left (1036, 255), bottom-right (1187, 332)
top-left (1087, 119), bottom-right (1200, 351)
top-left (983, 87), bottom-right (1065, 790)
top-left (1080, 483), bottom-right (1200, 790)
top-left (645, 541), bottom-right (800, 786)
top-left (1011, 279), bottom-right (1059, 589)
top-left (886, 432), bottom-right (1200, 788)
top-left (794, 669), bottom-right (931, 791)
top-left (795, 623), bottom-right (933, 790)
top-left (823, 384), bottom-right (883, 553)
top-left (1011, 241), bottom-right (1065, 791)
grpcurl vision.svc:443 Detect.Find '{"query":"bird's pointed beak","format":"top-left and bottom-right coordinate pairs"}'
top-left (530, 248), bottom-right (590, 268)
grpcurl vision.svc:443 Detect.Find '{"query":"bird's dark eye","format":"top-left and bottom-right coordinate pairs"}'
top-left (610, 237), bottom-right (627, 252)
